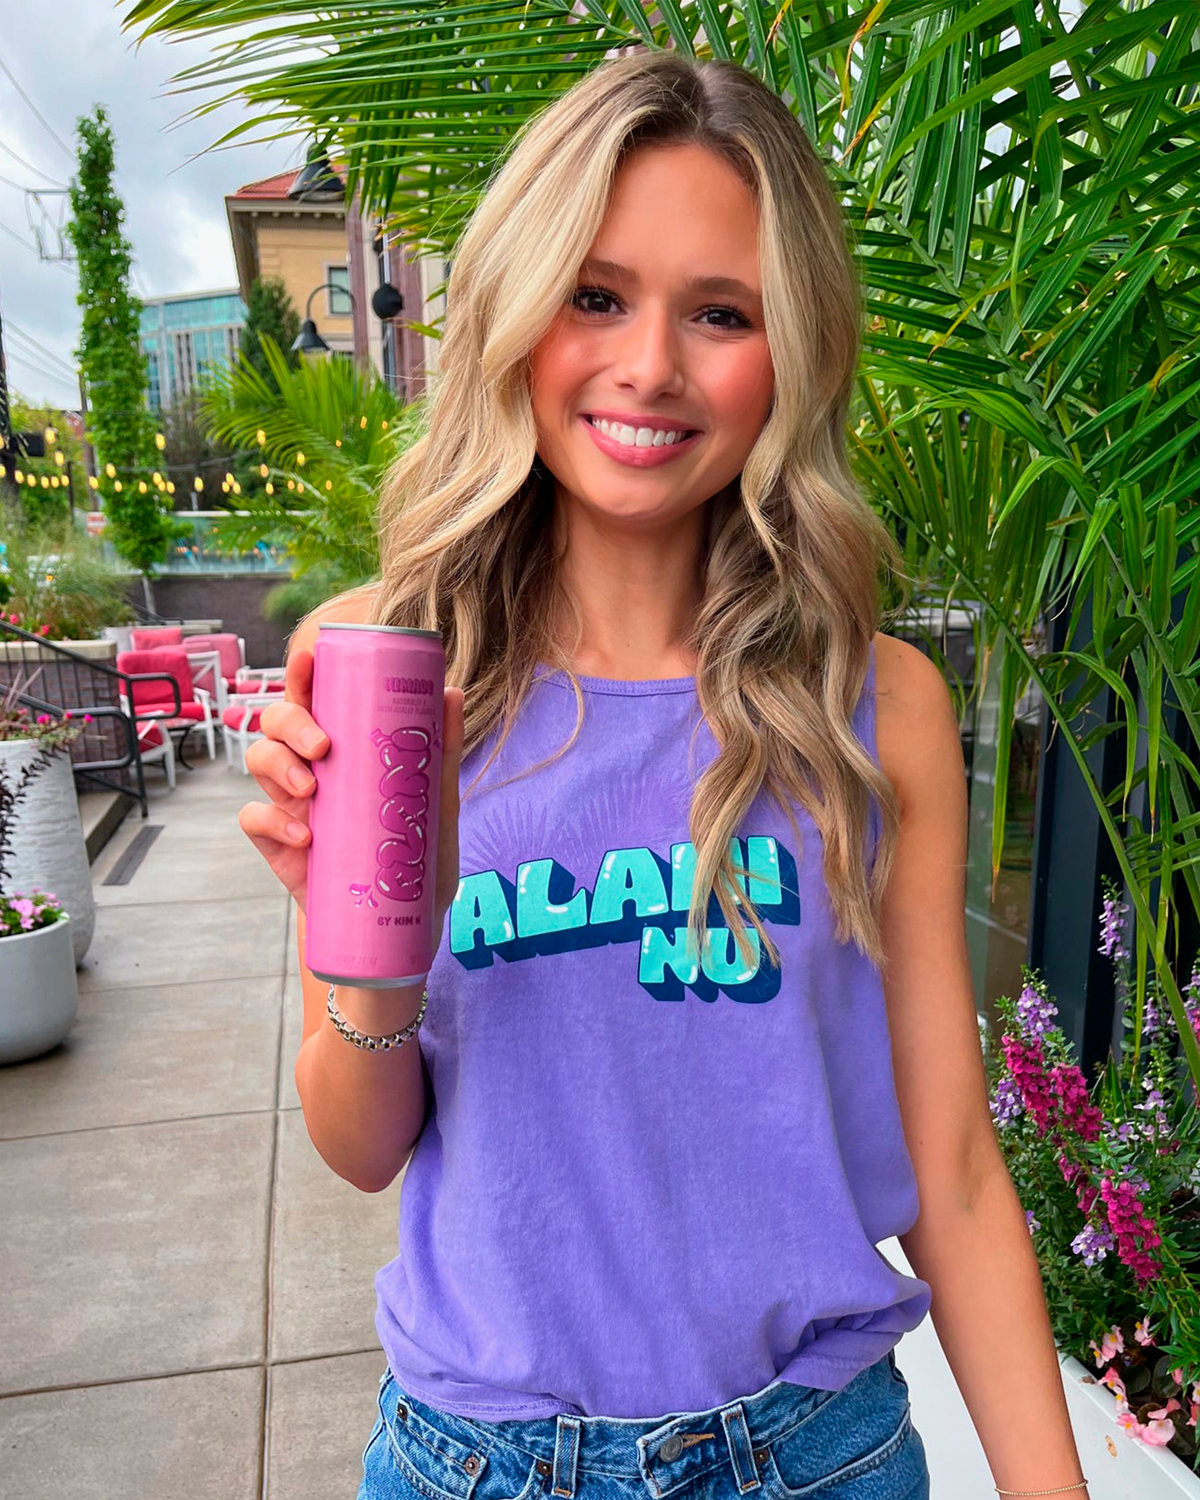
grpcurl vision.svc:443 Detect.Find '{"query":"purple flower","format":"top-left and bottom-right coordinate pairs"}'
top-left (990, 1076), bottom-right (1024, 1126)
top-left (1099, 894), bottom-right (1130, 961)
top-left (1026, 1209), bottom-right (1040, 1234)
top-left (1072, 1222), bottom-right (1115, 1266)
top-left (1016, 981), bottom-right (1058, 1038)
top-left (1142, 992), bottom-right (1161, 1036)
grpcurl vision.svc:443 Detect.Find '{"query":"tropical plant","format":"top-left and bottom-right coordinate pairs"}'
top-left (200, 333), bottom-right (421, 589)
top-left (986, 877), bottom-right (1200, 1465)
top-left (120, 2), bottom-right (1200, 1094)
top-left (67, 105), bottom-right (171, 601)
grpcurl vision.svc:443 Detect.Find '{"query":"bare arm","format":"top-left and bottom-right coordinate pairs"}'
top-left (238, 589), bottom-right (464, 1193)
top-left (874, 634), bottom-right (1090, 1497)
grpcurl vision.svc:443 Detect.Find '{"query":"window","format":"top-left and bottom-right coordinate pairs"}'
top-left (327, 265), bottom-right (352, 317)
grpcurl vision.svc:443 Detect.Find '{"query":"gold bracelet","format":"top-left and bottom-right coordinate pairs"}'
top-left (995, 1482), bottom-right (1088, 1496)
top-left (326, 983), bottom-right (428, 1050)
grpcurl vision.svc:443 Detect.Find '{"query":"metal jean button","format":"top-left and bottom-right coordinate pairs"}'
top-left (657, 1435), bottom-right (684, 1462)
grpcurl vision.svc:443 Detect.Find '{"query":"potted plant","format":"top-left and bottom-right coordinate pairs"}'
top-left (0, 675), bottom-right (95, 964)
top-left (0, 886), bottom-right (76, 1064)
top-left (985, 879), bottom-right (1200, 1497)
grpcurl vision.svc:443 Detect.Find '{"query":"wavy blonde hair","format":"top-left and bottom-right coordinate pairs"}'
top-left (352, 49), bottom-right (911, 975)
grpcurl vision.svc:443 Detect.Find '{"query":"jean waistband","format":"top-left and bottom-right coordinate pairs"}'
top-left (391, 1350), bottom-right (895, 1489)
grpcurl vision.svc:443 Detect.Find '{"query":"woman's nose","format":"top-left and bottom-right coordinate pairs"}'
top-left (611, 305), bottom-right (686, 391)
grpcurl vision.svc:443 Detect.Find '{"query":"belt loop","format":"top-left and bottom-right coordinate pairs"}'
top-left (551, 1413), bottom-right (582, 1498)
top-left (719, 1401), bottom-right (762, 1492)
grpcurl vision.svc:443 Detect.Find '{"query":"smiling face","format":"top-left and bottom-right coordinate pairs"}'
top-left (529, 142), bottom-right (775, 533)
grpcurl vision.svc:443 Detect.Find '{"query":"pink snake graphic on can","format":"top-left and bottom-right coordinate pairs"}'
top-left (369, 724), bottom-right (432, 902)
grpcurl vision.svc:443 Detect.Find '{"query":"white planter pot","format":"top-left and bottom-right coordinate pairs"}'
top-left (1060, 1354), bottom-right (1200, 1500)
top-left (0, 916), bottom-right (78, 1063)
top-left (0, 740), bottom-right (95, 963)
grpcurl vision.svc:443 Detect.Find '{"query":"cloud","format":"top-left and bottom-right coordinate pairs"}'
top-left (1, 5), bottom-right (297, 408)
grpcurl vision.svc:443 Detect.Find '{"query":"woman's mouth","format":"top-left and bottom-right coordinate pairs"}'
top-left (580, 414), bottom-right (702, 468)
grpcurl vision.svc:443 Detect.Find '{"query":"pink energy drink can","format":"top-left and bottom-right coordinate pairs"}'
top-left (305, 622), bottom-right (445, 988)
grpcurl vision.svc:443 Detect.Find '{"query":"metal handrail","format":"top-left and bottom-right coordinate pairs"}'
top-left (0, 620), bottom-right (188, 817)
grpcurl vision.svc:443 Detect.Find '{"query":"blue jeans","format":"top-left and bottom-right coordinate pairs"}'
top-left (356, 1349), bottom-right (929, 1500)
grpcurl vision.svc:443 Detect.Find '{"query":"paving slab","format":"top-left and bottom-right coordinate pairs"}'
top-left (269, 1109), bottom-right (404, 1364)
top-left (1, 1112), bottom-right (273, 1394)
top-left (266, 1351), bottom-right (388, 1500)
top-left (280, 974), bottom-right (303, 1111)
top-left (0, 1365), bottom-right (264, 1500)
top-left (0, 974), bottom-right (283, 1139)
top-left (77, 893), bottom-right (289, 991)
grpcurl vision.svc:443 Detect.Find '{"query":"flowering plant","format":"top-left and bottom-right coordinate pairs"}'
top-left (985, 876), bottom-right (1200, 1471)
top-left (0, 886), bottom-right (67, 939)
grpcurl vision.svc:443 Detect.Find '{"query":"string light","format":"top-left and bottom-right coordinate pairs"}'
top-left (259, 463), bottom-right (268, 478)
top-left (88, 475), bottom-right (99, 489)
top-left (256, 428), bottom-right (266, 445)
top-left (40, 475), bottom-right (49, 488)
top-left (167, 481), bottom-right (176, 494)
top-left (325, 480), bottom-right (332, 491)
top-left (104, 462), bottom-right (116, 478)
top-left (13, 468), bottom-right (23, 484)
top-left (138, 480), bottom-right (147, 493)
top-left (54, 450), bottom-right (65, 466)
top-left (43, 426), bottom-right (57, 446)
top-left (155, 432), bottom-right (166, 450)
top-left (295, 451), bottom-right (306, 465)
top-left (265, 482), bottom-right (274, 495)
top-left (113, 480), bottom-right (123, 492)
top-left (194, 476), bottom-right (204, 492)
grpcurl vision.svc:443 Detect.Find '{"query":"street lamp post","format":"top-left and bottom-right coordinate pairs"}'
top-left (292, 277), bottom-right (405, 359)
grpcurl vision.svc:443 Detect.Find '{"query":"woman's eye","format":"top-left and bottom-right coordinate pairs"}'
top-left (568, 286), bottom-right (751, 330)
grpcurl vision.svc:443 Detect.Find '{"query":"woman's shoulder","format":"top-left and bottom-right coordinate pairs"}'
top-left (871, 630), bottom-right (961, 813)
top-left (285, 581), bottom-right (381, 659)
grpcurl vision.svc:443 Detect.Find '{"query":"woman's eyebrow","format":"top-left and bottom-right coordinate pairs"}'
top-left (579, 257), bottom-right (762, 303)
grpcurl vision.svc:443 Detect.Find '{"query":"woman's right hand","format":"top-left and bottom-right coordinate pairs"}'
top-left (239, 646), bottom-right (465, 931)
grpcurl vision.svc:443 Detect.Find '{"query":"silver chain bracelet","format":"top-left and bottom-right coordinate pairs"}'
top-left (326, 983), bottom-right (428, 1051)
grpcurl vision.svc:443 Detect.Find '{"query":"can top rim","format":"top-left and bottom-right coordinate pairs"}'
top-left (317, 623), bottom-right (443, 640)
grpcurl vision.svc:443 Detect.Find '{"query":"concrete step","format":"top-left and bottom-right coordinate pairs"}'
top-left (77, 788), bottom-right (134, 864)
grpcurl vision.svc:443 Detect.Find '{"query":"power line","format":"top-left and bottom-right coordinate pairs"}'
top-left (0, 216), bottom-right (74, 273)
top-left (0, 169), bottom-right (36, 194)
top-left (0, 138), bottom-right (65, 188)
top-left (6, 320), bottom-right (77, 377)
top-left (0, 60), bottom-right (74, 161)
top-left (5, 350), bottom-right (78, 396)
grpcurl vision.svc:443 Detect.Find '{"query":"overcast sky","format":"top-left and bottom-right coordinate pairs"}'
top-left (1, 4), bottom-right (297, 410)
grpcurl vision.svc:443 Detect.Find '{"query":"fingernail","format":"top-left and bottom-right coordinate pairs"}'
top-left (286, 821), bottom-right (309, 844)
top-left (288, 766), bottom-right (315, 793)
top-left (300, 728), bottom-right (327, 755)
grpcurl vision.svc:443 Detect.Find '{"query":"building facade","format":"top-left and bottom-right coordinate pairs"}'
top-left (139, 290), bottom-right (247, 409)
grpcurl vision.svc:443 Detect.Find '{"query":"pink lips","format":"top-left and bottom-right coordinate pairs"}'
top-left (579, 415), bottom-right (702, 469)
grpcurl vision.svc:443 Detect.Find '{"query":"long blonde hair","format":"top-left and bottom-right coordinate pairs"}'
top-left (357, 49), bottom-right (910, 974)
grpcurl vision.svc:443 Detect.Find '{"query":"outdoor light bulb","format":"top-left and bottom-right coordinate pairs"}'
top-left (50, 477), bottom-right (60, 488)
top-left (194, 477), bottom-right (204, 491)
top-left (40, 476), bottom-right (49, 488)
top-left (44, 426), bottom-right (56, 445)
top-left (256, 428), bottom-right (266, 445)
top-left (232, 481), bottom-right (241, 495)
top-left (114, 480), bottom-right (123, 492)
top-left (325, 480), bottom-right (332, 491)
top-left (138, 481), bottom-right (147, 493)
top-left (360, 416), bottom-right (367, 429)
top-left (381, 420), bottom-right (388, 430)
top-left (152, 471), bottom-right (161, 484)
top-left (221, 482), bottom-right (229, 493)
top-left (259, 463), bottom-right (269, 478)
top-left (54, 450), bottom-right (65, 466)
top-left (155, 432), bottom-right (166, 450)
top-left (12, 469), bottom-right (21, 484)
top-left (335, 438), bottom-right (341, 447)
top-left (265, 482), bottom-right (274, 495)
top-left (104, 462), bottom-right (116, 478)
top-left (25, 475), bottom-right (35, 487)
top-left (287, 479), bottom-right (295, 491)
top-left (0, 465), bottom-right (5, 480)
top-left (167, 481), bottom-right (175, 494)
top-left (295, 451), bottom-right (306, 465)
top-left (225, 472), bottom-right (234, 485)
top-left (88, 475), bottom-right (98, 489)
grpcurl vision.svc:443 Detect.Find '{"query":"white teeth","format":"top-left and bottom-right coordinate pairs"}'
top-left (588, 416), bottom-right (692, 448)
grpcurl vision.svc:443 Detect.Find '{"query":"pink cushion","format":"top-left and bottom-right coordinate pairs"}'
top-left (131, 626), bottom-right (183, 650)
top-left (118, 649), bottom-right (197, 714)
top-left (223, 705), bottom-right (266, 733)
top-left (234, 676), bottom-right (284, 695)
top-left (184, 633), bottom-right (243, 679)
top-left (136, 722), bottom-right (166, 750)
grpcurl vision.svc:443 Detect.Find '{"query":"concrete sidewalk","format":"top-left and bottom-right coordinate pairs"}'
top-left (0, 753), bottom-right (401, 1499)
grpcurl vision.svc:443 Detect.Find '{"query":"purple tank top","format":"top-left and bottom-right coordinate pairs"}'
top-left (374, 638), bottom-right (932, 1420)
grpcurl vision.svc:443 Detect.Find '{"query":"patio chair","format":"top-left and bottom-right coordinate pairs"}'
top-left (131, 625), bottom-right (184, 650)
top-left (222, 692), bottom-right (279, 774)
top-left (182, 633), bottom-right (247, 708)
top-left (135, 719), bottom-right (177, 790)
top-left (116, 648), bottom-right (219, 763)
top-left (233, 667), bottom-right (286, 696)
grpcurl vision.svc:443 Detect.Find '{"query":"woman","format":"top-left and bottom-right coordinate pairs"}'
top-left (240, 50), bottom-right (1090, 1500)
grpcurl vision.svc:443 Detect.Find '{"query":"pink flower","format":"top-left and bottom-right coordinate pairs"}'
top-left (1117, 1399), bottom-right (1180, 1446)
top-left (1099, 1172), bottom-right (1162, 1288)
top-left (1049, 1063), bottom-right (1103, 1140)
top-left (7, 613), bottom-right (18, 624)
top-left (1134, 1317), bottom-right (1155, 1346)
top-left (12, 898), bottom-right (35, 918)
top-left (38, 624), bottom-right (49, 636)
top-left (1003, 1032), bottom-right (1057, 1134)
top-left (1090, 1325), bottom-right (1125, 1366)
top-left (1098, 1367), bottom-right (1128, 1408)
top-left (82, 714), bottom-right (93, 724)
